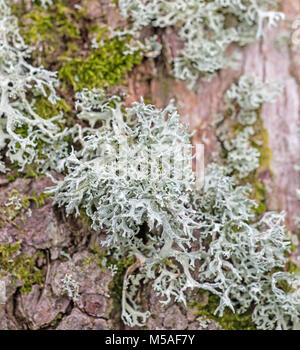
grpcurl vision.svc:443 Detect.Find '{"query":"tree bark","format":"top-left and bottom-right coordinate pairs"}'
top-left (0, 0), bottom-right (299, 330)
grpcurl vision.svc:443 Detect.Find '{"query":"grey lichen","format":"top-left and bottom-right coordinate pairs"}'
top-left (3, 0), bottom-right (299, 332)
top-left (118, 0), bottom-right (284, 88)
top-left (216, 75), bottom-right (283, 179)
top-left (48, 89), bottom-right (300, 330)
top-left (225, 75), bottom-right (283, 124)
top-left (224, 126), bottom-right (261, 179)
top-left (0, 0), bottom-right (71, 173)
top-left (47, 90), bottom-right (195, 249)
top-left (61, 273), bottom-right (80, 302)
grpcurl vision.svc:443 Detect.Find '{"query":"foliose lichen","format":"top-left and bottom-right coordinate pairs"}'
top-left (0, 0), bottom-right (72, 173)
top-left (215, 75), bottom-right (282, 180)
top-left (3, 0), bottom-right (299, 332)
top-left (118, 0), bottom-right (284, 88)
top-left (0, 190), bottom-right (50, 230)
top-left (61, 273), bottom-right (80, 302)
top-left (47, 89), bottom-right (300, 330)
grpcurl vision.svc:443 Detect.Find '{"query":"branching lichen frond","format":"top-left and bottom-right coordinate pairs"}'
top-left (216, 75), bottom-right (283, 179)
top-left (0, 0), bottom-right (70, 172)
top-left (118, 0), bottom-right (284, 88)
top-left (49, 90), bottom-right (300, 330)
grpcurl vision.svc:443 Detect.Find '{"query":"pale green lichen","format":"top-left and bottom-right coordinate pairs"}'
top-left (0, 0), bottom-right (72, 173)
top-left (48, 90), bottom-right (300, 330)
top-left (3, 0), bottom-right (300, 332)
top-left (225, 126), bottom-right (261, 179)
top-left (118, 0), bottom-right (284, 89)
top-left (216, 75), bottom-right (282, 180)
top-left (61, 273), bottom-right (79, 302)
top-left (0, 190), bottom-right (50, 230)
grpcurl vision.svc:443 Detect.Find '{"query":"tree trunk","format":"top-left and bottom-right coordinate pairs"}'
top-left (0, 0), bottom-right (299, 331)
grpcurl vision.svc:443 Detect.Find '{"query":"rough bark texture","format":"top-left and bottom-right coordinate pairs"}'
top-left (0, 0), bottom-right (299, 330)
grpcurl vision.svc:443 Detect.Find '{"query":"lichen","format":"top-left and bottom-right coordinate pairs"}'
top-left (0, 0), bottom-right (75, 174)
top-left (215, 75), bottom-right (282, 214)
top-left (216, 75), bottom-right (282, 180)
top-left (0, 190), bottom-right (50, 231)
top-left (48, 90), bottom-right (300, 330)
top-left (0, 190), bottom-right (31, 230)
top-left (3, 0), bottom-right (299, 332)
top-left (118, 0), bottom-right (284, 89)
top-left (61, 273), bottom-right (79, 302)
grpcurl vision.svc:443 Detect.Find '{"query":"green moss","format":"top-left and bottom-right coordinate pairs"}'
top-left (190, 291), bottom-right (256, 330)
top-left (286, 260), bottom-right (300, 274)
top-left (49, 312), bottom-right (64, 328)
top-left (109, 255), bottom-right (135, 302)
top-left (6, 163), bottom-right (43, 182)
top-left (12, 0), bottom-right (142, 142)
top-left (251, 178), bottom-right (266, 215)
top-left (13, 0), bottom-right (83, 68)
top-left (0, 242), bottom-right (45, 293)
top-left (108, 254), bottom-right (136, 325)
top-left (251, 117), bottom-right (273, 215)
top-left (277, 278), bottom-right (294, 294)
top-left (9, 93), bottom-right (69, 130)
top-left (33, 96), bottom-right (71, 120)
top-left (30, 191), bottom-right (51, 208)
top-left (23, 3), bottom-right (80, 43)
top-left (252, 116), bottom-right (273, 171)
top-left (13, 1), bottom-right (141, 94)
top-left (59, 36), bottom-right (142, 92)
top-left (231, 122), bottom-right (246, 135)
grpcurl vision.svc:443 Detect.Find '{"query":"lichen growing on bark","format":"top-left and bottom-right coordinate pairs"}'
top-left (118, 0), bottom-right (284, 88)
top-left (214, 75), bottom-right (283, 214)
top-left (47, 89), bottom-right (300, 330)
top-left (1, 0), bottom-right (300, 332)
